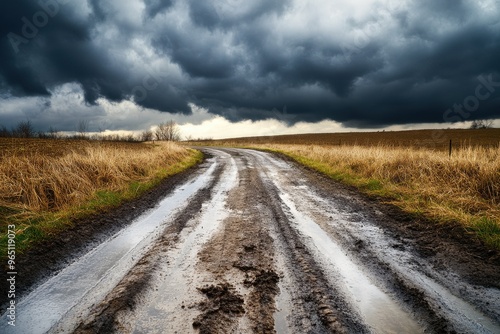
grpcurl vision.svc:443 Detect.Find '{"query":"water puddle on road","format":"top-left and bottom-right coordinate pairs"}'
top-left (277, 191), bottom-right (424, 334)
top-left (407, 270), bottom-right (500, 333)
top-left (272, 251), bottom-right (294, 334)
top-left (273, 279), bottom-right (291, 334)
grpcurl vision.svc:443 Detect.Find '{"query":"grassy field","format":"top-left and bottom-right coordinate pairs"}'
top-left (0, 138), bottom-right (202, 254)
top-left (200, 128), bottom-right (500, 149)
top-left (186, 128), bottom-right (500, 249)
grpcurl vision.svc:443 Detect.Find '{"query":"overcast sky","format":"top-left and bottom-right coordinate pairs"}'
top-left (1, 0), bottom-right (500, 138)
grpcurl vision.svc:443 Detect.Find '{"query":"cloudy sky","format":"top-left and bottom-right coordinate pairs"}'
top-left (1, 0), bottom-right (500, 139)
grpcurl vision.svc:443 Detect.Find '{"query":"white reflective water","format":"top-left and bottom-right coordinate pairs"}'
top-left (278, 189), bottom-right (423, 334)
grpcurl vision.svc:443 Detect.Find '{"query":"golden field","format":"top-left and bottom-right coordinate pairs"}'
top-left (206, 128), bottom-right (500, 149)
top-left (0, 138), bottom-right (202, 252)
top-left (187, 129), bottom-right (500, 248)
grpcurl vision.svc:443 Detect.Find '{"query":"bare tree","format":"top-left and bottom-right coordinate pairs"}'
top-left (47, 126), bottom-right (61, 139)
top-left (15, 120), bottom-right (35, 138)
top-left (470, 119), bottom-right (494, 129)
top-left (0, 125), bottom-right (11, 138)
top-left (77, 120), bottom-right (89, 139)
top-left (125, 134), bottom-right (137, 142)
top-left (154, 120), bottom-right (181, 141)
top-left (141, 130), bottom-right (153, 142)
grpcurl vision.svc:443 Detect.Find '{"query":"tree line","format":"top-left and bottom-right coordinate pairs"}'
top-left (0, 120), bottom-right (182, 142)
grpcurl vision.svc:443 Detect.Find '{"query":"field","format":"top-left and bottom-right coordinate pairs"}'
top-left (186, 128), bottom-right (500, 248)
top-left (202, 128), bottom-right (500, 149)
top-left (0, 138), bottom-right (202, 253)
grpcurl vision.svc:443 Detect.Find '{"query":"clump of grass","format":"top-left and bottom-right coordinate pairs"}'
top-left (0, 141), bottom-right (202, 254)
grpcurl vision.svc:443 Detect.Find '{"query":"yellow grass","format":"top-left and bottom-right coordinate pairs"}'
top-left (0, 141), bottom-right (195, 211)
top-left (0, 139), bottom-right (202, 253)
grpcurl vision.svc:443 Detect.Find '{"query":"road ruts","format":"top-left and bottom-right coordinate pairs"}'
top-left (2, 148), bottom-right (499, 334)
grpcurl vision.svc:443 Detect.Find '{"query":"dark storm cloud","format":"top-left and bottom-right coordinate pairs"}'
top-left (0, 0), bottom-right (121, 103)
top-left (144, 0), bottom-right (174, 18)
top-left (0, 0), bottom-right (88, 97)
top-left (1, 0), bottom-right (500, 129)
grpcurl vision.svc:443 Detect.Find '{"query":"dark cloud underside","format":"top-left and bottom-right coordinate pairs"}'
top-left (1, 0), bottom-right (499, 128)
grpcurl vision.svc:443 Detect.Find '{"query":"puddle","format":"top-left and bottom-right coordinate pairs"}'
top-left (0, 159), bottom-right (220, 334)
top-left (272, 246), bottom-right (293, 334)
top-left (280, 191), bottom-right (423, 333)
top-left (407, 271), bottom-right (500, 333)
top-left (273, 279), bottom-right (291, 334)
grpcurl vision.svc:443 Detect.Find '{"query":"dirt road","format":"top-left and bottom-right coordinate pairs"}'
top-left (2, 148), bottom-right (500, 333)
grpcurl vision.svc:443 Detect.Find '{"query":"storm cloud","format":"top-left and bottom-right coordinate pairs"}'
top-left (1, 0), bottom-right (500, 130)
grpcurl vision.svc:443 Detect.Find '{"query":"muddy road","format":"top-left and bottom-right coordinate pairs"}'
top-left (2, 148), bottom-right (500, 333)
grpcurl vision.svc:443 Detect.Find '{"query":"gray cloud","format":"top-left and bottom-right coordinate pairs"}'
top-left (1, 0), bottom-right (499, 131)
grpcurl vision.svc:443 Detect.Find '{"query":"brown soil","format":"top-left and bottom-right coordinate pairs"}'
top-left (192, 283), bottom-right (245, 334)
top-left (194, 154), bottom-right (280, 333)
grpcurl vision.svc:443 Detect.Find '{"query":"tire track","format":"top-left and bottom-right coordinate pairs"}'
top-left (4, 148), bottom-right (499, 334)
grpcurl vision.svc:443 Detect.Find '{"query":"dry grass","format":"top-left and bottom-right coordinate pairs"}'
top-left (0, 139), bottom-right (195, 212)
top-left (0, 139), bottom-right (202, 252)
top-left (186, 129), bottom-right (500, 248)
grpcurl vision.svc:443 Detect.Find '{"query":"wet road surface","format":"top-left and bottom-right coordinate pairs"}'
top-left (2, 148), bottom-right (500, 333)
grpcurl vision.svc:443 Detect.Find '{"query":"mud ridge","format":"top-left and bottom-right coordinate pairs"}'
top-left (192, 283), bottom-right (245, 334)
top-left (194, 151), bottom-right (280, 333)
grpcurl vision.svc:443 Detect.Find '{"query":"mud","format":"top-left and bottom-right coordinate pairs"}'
top-left (193, 283), bottom-right (245, 334)
top-left (193, 151), bottom-right (280, 333)
top-left (2, 148), bottom-right (500, 334)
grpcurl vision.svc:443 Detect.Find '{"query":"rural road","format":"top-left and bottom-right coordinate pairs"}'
top-left (2, 148), bottom-right (500, 333)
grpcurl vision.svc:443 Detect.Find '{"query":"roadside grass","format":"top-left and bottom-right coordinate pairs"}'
top-left (0, 140), bottom-right (203, 255)
top-left (269, 144), bottom-right (500, 249)
top-left (185, 137), bottom-right (500, 250)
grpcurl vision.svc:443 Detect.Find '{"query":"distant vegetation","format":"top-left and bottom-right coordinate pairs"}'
top-left (186, 129), bottom-right (500, 249)
top-left (0, 119), bottom-right (182, 142)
